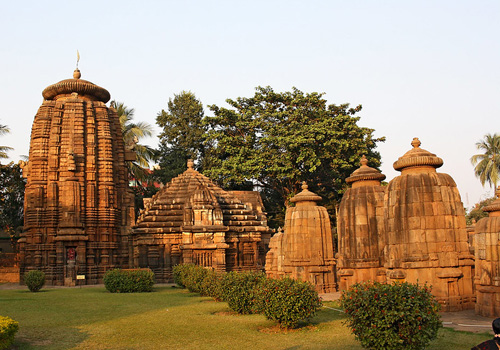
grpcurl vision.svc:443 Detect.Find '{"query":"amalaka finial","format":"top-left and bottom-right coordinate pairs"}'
top-left (411, 137), bottom-right (421, 148)
top-left (301, 181), bottom-right (308, 190)
top-left (187, 159), bottom-right (194, 169)
top-left (360, 155), bottom-right (368, 167)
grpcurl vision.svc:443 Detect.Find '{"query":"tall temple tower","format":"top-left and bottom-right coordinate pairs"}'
top-left (384, 138), bottom-right (474, 311)
top-left (337, 155), bottom-right (386, 290)
top-left (19, 69), bottom-right (135, 286)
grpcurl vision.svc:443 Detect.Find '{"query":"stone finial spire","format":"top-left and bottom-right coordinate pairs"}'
top-left (290, 181), bottom-right (322, 204)
top-left (393, 137), bottom-right (443, 172)
top-left (73, 69), bottom-right (81, 79)
top-left (360, 154), bottom-right (368, 166)
top-left (411, 137), bottom-right (421, 148)
top-left (187, 159), bottom-right (194, 170)
top-left (346, 155), bottom-right (385, 185)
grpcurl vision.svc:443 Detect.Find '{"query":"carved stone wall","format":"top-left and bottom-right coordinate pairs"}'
top-left (337, 155), bottom-right (386, 290)
top-left (474, 187), bottom-right (500, 317)
top-left (384, 138), bottom-right (474, 311)
top-left (132, 160), bottom-right (271, 282)
top-left (19, 70), bottom-right (135, 286)
top-left (266, 182), bottom-right (336, 293)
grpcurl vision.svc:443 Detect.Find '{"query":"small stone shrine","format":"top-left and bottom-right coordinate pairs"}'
top-left (474, 186), bottom-right (500, 317)
top-left (384, 138), bottom-right (474, 311)
top-left (265, 182), bottom-right (336, 293)
top-left (337, 155), bottom-right (386, 290)
top-left (132, 160), bottom-right (271, 282)
top-left (19, 69), bottom-right (135, 286)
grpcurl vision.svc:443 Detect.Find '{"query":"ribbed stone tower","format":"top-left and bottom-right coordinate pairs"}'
top-left (384, 138), bottom-right (474, 311)
top-left (19, 69), bottom-right (135, 286)
top-left (474, 186), bottom-right (500, 317)
top-left (269, 182), bottom-right (336, 293)
top-left (337, 155), bottom-right (386, 290)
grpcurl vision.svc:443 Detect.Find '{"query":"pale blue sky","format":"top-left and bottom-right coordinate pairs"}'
top-left (1, 0), bottom-right (499, 207)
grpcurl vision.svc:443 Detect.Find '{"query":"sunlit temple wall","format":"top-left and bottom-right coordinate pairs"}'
top-left (19, 69), bottom-right (135, 286)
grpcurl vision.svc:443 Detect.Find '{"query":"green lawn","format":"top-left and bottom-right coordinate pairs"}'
top-left (0, 286), bottom-right (490, 349)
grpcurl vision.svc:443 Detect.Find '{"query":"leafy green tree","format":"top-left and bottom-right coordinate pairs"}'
top-left (466, 196), bottom-right (496, 225)
top-left (0, 123), bottom-right (13, 159)
top-left (471, 133), bottom-right (500, 189)
top-left (155, 91), bottom-right (208, 183)
top-left (0, 162), bottom-right (25, 244)
top-left (110, 100), bottom-right (156, 182)
top-left (204, 86), bottom-right (384, 228)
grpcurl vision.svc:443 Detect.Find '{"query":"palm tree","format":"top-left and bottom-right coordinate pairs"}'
top-left (471, 133), bottom-right (500, 189)
top-left (0, 124), bottom-right (13, 159)
top-left (110, 101), bottom-right (156, 182)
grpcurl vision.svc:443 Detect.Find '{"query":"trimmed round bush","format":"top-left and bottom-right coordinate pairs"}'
top-left (24, 270), bottom-right (45, 292)
top-left (224, 271), bottom-right (266, 314)
top-left (254, 277), bottom-right (322, 328)
top-left (340, 281), bottom-right (441, 350)
top-left (0, 316), bottom-right (19, 350)
top-left (103, 269), bottom-right (155, 293)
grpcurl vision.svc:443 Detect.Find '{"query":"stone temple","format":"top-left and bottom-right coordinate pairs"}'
top-left (474, 186), bottom-right (500, 317)
top-left (384, 138), bottom-right (474, 311)
top-left (265, 182), bottom-right (336, 293)
top-left (132, 160), bottom-right (271, 282)
top-left (19, 69), bottom-right (135, 286)
top-left (337, 155), bottom-right (386, 290)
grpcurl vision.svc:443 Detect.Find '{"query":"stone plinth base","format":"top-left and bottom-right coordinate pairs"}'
top-left (476, 285), bottom-right (500, 317)
top-left (387, 266), bottom-right (475, 312)
top-left (0, 267), bottom-right (20, 283)
top-left (338, 267), bottom-right (386, 291)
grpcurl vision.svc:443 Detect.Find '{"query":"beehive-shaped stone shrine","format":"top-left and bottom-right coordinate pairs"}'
top-left (266, 182), bottom-right (336, 293)
top-left (384, 138), bottom-right (474, 311)
top-left (265, 227), bottom-right (284, 279)
top-left (337, 155), bottom-right (386, 290)
top-left (474, 186), bottom-right (500, 317)
top-left (132, 160), bottom-right (271, 282)
top-left (19, 69), bottom-right (135, 286)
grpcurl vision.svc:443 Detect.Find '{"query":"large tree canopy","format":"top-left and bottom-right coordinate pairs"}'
top-left (0, 162), bottom-right (25, 238)
top-left (155, 91), bottom-right (208, 184)
top-left (471, 133), bottom-right (500, 189)
top-left (204, 86), bottom-right (384, 227)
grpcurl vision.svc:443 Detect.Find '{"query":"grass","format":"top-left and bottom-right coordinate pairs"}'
top-left (0, 285), bottom-right (491, 350)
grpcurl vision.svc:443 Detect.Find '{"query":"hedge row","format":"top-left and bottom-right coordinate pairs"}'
top-left (172, 264), bottom-right (322, 328)
top-left (103, 269), bottom-right (155, 293)
top-left (0, 316), bottom-right (18, 350)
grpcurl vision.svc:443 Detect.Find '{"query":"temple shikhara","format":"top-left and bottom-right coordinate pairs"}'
top-left (337, 155), bottom-right (386, 290)
top-left (19, 69), bottom-right (135, 286)
top-left (12, 67), bottom-right (500, 317)
top-left (265, 182), bottom-right (336, 293)
top-left (474, 186), bottom-right (500, 317)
